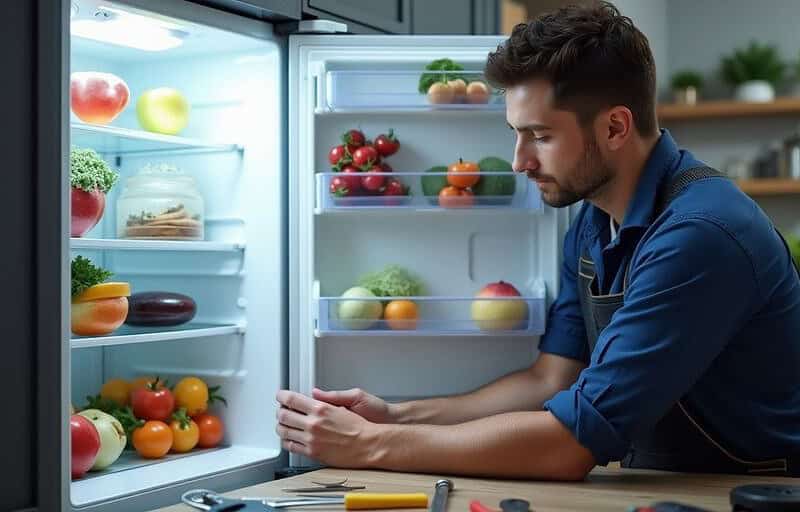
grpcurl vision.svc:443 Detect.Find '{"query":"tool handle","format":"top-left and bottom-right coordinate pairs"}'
top-left (344, 493), bottom-right (429, 510)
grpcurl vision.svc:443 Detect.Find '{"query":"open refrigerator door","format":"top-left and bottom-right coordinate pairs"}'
top-left (288, 35), bottom-right (570, 467)
top-left (67, 0), bottom-right (285, 510)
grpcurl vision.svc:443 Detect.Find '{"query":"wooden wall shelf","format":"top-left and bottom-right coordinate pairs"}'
top-left (658, 98), bottom-right (800, 121)
top-left (736, 179), bottom-right (800, 196)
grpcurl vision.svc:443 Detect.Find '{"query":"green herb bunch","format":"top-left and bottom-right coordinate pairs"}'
top-left (418, 58), bottom-right (466, 94)
top-left (71, 255), bottom-right (112, 297)
top-left (70, 147), bottom-right (119, 193)
top-left (720, 41), bottom-right (785, 86)
top-left (671, 70), bottom-right (704, 90)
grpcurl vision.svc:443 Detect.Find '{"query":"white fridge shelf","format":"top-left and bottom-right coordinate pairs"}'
top-left (71, 237), bottom-right (245, 253)
top-left (316, 286), bottom-right (546, 337)
top-left (322, 69), bottom-right (505, 112)
top-left (71, 322), bottom-right (245, 349)
top-left (71, 122), bottom-right (243, 156)
top-left (316, 171), bottom-right (541, 212)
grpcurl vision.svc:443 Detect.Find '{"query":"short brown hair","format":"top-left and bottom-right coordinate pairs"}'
top-left (485, 1), bottom-right (657, 136)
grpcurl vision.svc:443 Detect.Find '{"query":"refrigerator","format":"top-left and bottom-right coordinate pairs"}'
top-left (11, 0), bottom-right (571, 510)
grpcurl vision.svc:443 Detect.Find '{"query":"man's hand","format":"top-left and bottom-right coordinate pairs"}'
top-left (275, 390), bottom-right (380, 467)
top-left (311, 387), bottom-right (395, 424)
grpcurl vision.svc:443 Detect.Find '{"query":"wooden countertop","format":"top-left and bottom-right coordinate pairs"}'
top-left (154, 466), bottom-right (799, 511)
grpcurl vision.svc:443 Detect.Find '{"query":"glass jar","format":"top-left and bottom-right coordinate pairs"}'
top-left (116, 163), bottom-right (204, 240)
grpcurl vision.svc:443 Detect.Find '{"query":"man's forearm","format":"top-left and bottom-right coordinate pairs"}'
top-left (365, 410), bottom-right (595, 480)
top-left (389, 368), bottom-right (561, 425)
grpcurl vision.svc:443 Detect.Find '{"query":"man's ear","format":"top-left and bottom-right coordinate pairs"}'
top-left (599, 106), bottom-right (633, 151)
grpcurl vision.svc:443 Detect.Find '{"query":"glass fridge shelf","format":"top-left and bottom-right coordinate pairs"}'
top-left (71, 122), bottom-right (243, 156)
top-left (316, 284), bottom-right (546, 337)
top-left (321, 69), bottom-right (505, 112)
top-left (316, 171), bottom-right (541, 212)
top-left (71, 237), bottom-right (245, 253)
top-left (70, 322), bottom-right (245, 349)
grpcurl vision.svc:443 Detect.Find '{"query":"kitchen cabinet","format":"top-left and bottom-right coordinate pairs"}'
top-left (298, 0), bottom-right (499, 35)
top-left (302, 0), bottom-right (410, 34)
top-left (187, 0), bottom-right (301, 21)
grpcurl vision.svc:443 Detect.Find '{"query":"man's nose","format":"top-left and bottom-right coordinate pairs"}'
top-left (512, 149), bottom-right (538, 173)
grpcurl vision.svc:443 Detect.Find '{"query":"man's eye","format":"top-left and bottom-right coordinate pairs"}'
top-left (532, 135), bottom-right (550, 144)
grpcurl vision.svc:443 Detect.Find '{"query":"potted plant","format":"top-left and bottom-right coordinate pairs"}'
top-left (71, 147), bottom-right (119, 237)
top-left (670, 70), bottom-right (703, 105)
top-left (720, 41), bottom-right (785, 102)
top-left (71, 256), bottom-right (130, 336)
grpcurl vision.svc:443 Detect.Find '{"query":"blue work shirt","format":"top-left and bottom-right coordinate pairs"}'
top-left (541, 129), bottom-right (800, 466)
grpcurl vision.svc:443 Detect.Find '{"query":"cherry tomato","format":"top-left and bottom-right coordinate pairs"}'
top-left (361, 164), bottom-right (386, 193)
top-left (100, 378), bottom-right (131, 407)
top-left (133, 420), bottom-right (173, 459)
top-left (383, 178), bottom-right (405, 196)
top-left (173, 377), bottom-right (208, 416)
top-left (328, 144), bottom-right (350, 168)
top-left (169, 410), bottom-right (200, 453)
top-left (131, 377), bottom-right (175, 422)
top-left (342, 129), bottom-right (365, 154)
top-left (352, 145), bottom-right (379, 169)
top-left (194, 413), bottom-right (225, 448)
top-left (374, 130), bottom-right (400, 157)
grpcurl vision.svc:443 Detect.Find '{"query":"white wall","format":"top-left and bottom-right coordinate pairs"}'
top-left (614, 0), bottom-right (670, 98)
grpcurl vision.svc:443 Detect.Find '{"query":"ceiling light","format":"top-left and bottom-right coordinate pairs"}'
top-left (71, 5), bottom-right (187, 52)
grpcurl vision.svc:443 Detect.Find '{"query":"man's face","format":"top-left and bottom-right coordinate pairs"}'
top-left (506, 79), bottom-right (614, 208)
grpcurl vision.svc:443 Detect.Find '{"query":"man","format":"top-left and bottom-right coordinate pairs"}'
top-left (276, 1), bottom-right (800, 480)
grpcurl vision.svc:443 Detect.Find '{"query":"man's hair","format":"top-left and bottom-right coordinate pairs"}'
top-left (484, 1), bottom-right (657, 137)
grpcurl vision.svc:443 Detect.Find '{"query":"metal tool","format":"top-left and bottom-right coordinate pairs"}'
top-left (499, 499), bottom-right (530, 512)
top-left (282, 478), bottom-right (366, 493)
top-left (183, 489), bottom-right (429, 512)
top-left (429, 479), bottom-right (454, 512)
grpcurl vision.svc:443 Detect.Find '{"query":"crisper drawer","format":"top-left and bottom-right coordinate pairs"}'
top-left (323, 69), bottom-right (504, 112)
top-left (316, 280), bottom-right (546, 337)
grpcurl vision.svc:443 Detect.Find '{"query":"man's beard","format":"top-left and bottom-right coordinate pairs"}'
top-left (538, 137), bottom-right (614, 208)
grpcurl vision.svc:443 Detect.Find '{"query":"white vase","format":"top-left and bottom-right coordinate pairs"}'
top-left (734, 80), bottom-right (775, 102)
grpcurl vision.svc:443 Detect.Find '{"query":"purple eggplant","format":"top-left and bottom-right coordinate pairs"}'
top-left (125, 291), bottom-right (197, 327)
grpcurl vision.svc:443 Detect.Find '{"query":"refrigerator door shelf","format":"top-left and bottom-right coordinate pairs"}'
top-left (316, 293), bottom-right (545, 337)
top-left (71, 122), bottom-right (243, 157)
top-left (316, 172), bottom-right (541, 212)
top-left (70, 322), bottom-right (245, 349)
top-left (322, 70), bottom-right (504, 112)
top-left (71, 237), bottom-right (245, 253)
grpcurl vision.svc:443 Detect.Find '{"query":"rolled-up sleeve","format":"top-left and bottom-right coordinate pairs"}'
top-left (538, 209), bottom-right (590, 363)
top-left (544, 217), bottom-right (760, 465)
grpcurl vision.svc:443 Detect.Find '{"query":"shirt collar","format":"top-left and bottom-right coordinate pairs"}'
top-left (587, 129), bottom-right (680, 238)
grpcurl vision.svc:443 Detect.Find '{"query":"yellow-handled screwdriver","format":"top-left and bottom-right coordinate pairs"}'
top-left (244, 493), bottom-right (430, 510)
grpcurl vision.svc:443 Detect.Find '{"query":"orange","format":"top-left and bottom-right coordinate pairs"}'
top-left (72, 282), bottom-right (131, 303)
top-left (438, 186), bottom-right (474, 208)
top-left (447, 158), bottom-right (480, 188)
top-left (383, 300), bottom-right (419, 330)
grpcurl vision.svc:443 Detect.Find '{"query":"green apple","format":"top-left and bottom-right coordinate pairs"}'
top-left (337, 286), bottom-right (383, 330)
top-left (77, 409), bottom-right (126, 470)
top-left (136, 87), bottom-right (190, 135)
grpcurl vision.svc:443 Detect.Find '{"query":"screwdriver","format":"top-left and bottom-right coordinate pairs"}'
top-left (243, 493), bottom-right (430, 510)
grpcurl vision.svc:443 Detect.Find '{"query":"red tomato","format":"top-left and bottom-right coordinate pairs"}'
top-left (342, 129), bottom-right (365, 153)
top-left (133, 421), bottom-right (173, 459)
top-left (360, 164), bottom-right (386, 193)
top-left (70, 415), bottom-right (100, 479)
top-left (330, 175), bottom-right (360, 197)
top-left (194, 413), bottom-right (225, 448)
top-left (352, 145), bottom-right (379, 169)
top-left (131, 378), bottom-right (175, 422)
top-left (70, 187), bottom-right (106, 237)
top-left (383, 178), bottom-right (405, 196)
top-left (374, 130), bottom-right (400, 157)
top-left (328, 144), bottom-right (350, 168)
top-left (70, 72), bottom-right (130, 124)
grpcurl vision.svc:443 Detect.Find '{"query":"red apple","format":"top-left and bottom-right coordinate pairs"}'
top-left (471, 281), bottom-right (528, 331)
top-left (71, 187), bottom-right (106, 237)
top-left (70, 72), bottom-right (130, 125)
top-left (71, 414), bottom-right (101, 479)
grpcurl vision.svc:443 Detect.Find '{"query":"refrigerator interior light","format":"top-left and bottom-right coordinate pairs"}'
top-left (71, 5), bottom-right (187, 52)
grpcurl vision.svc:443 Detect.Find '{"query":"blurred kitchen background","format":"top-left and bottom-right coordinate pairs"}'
top-left (308, 0), bottom-right (800, 249)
